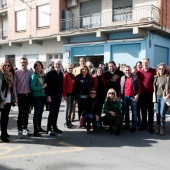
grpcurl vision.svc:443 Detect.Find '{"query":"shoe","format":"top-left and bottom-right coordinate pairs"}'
top-left (154, 125), bottom-right (160, 134)
top-left (159, 126), bottom-right (165, 136)
top-left (87, 127), bottom-right (91, 134)
top-left (53, 128), bottom-right (62, 133)
top-left (38, 127), bottom-right (46, 133)
top-left (18, 131), bottom-right (23, 139)
top-left (33, 132), bottom-right (42, 137)
top-left (64, 122), bottom-right (72, 128)
top-left (149, 128), bottom-right (154, 134)
top-left (47, 131), bottom-right (55, 136)
top-left (23, 129), bottom-right (31, 136)
top-left (138, 126), bottom-right (147, 131)
top-left (123, 125), bottom-right (130, 130)
top-left (69, 122), bottom-right (74, 127)
top-left (115, 127), bottom-right (121, 136)
top-left (1, 137), bottom-right (9, 143)
top-left (129, 128), bottom-right (136, 133)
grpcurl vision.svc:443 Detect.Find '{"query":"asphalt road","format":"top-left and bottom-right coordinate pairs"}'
top-left (0, 104), bottom-right (170, 170)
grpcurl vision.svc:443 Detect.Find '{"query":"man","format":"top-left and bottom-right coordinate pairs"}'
top-left (104, 61), bottom-right (124, 94)
top-left (137, 58), bottom-right (156, 133)
top-left (13, 57), bottom-right (32, 139)
top-left (44, 61), bottom-right (54, 74)
top-left (45, 59), bottom-right (63, 136)
top-left (71, 57), bottom-right (87, 121)
top-left (120, 66), bottom-right (141, 132)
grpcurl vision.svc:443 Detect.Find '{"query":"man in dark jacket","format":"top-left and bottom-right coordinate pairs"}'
top-left (45, 59), bottom-right (63, 136)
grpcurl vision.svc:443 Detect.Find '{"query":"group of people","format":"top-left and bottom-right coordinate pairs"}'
top-left (0, 56), bottom-right (169, 143)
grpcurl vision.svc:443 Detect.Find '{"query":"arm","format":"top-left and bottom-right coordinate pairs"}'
top-left (0, 73), bottom-right (6, 102)
top-left (63, 74), bottom-right (67, 99)
top-left (30, 73), bottom-right (43, 91)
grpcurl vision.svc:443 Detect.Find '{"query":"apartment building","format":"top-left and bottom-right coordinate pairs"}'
top-left (60, 0), bottom-right (170, 68)
top-left (0, 0), bottom-right (170, 69)
top-left (0, 0), bottom-right (67, 69)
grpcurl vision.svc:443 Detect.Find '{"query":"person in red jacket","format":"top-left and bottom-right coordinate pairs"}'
top-left (63, 63), bottom-right (76, 128)
top-left (92, 67), bottom-right (106, 122)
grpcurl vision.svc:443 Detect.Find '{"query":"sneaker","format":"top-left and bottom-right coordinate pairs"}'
top-left (18, 131), bottom-right (23, 139)
top-left (47, 131), bottom-right (55, 136)
top-left (23, 129), bottom-right (30, 136)
top-left (53, 128), bottom-right (62, 133)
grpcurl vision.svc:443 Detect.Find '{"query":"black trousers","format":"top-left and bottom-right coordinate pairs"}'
top-left (17, 93), bottom-right (32, 131)
top-left (140, 92), bottom-right (154, 129)
top-left (1, 103), bottom-right (11, 137)
top-left (47, 94), bottom-right (62, 131)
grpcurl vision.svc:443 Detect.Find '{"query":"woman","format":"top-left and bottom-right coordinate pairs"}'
top-left (63, 63), bottom-right (75, 128)
top-left (75, 66), bottom-right (93, 121)
top-left (103, 88), bottom-right (122, 135)
top-left (30, 61), bottom-right (47, 137)
top-left (84, 88), bottom-right (100, 133)
top-left (0, 61), bottom-right (15, 142)
top-left (153, 63), bottom-right (169, 135)
top-left (92, 67), bottom-right (106, 122)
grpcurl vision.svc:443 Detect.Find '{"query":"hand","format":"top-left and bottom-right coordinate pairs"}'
top-left (164, 95), bottom-right (169, 101)
top-left (63, 96), bottom-right (67, 100)
top-left (42, 83), bottom-right (47, 89)
top-left (2, 101), bottom-right (6, 105)
top-left (47, 96), bottom-right (51, 103)
top-left (109, 111), bottom-right (116, 116)
top-left (15, 97), bottom-right (18, 103)
top-left (95, 115), bottom-right (100, 121)
top-left (134, 95), bottom-right (139, 102)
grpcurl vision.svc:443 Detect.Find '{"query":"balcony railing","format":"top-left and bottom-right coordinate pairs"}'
top-left (60, 5), bottom-right (160, 32)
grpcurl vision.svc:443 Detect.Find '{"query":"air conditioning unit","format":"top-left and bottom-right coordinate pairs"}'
top-left (67, 0), bottom-right (78, 8)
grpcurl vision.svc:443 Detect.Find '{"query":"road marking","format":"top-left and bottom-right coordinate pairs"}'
top-left (0, 142), bottom-right (85, 159)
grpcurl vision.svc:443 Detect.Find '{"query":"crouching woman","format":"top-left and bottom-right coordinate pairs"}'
top-left (103, 88), bottom-right (122, 135)
top-left (84, 88), bottom-right (100, 133)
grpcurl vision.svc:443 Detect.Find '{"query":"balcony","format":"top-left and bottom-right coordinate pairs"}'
top-left (60, 5), bottom-right (160, 32)
top-left (0, 0), bottom-right (7, 9)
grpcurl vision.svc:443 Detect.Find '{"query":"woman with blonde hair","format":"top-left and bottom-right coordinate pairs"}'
top-left (153, 63), bottom-right (169, 135)
top-left (102, 88), bottom-right (122, 135)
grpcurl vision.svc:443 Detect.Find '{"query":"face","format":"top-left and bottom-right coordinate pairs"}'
top-left (142, 59), bottom-right (150, 70)
top-left (158, 65), bottom-right (165, 75)
top-left (136, 63), bottom-right (142, 70)
top-left (79, 59), bottom-right (86, 67)
top-left (20, 59), bottom-right (28, 70)
top-left (89, 90), bottom-right (97, 98)
top-left (35, 63), bottom-right (43, 72)
top-left (4, 62), bottom-right (11, 72)
top-left (96, 68), bottom-right (102, 76)
top-left (67, 66), bottom-right (73, 73)
top-left (54, 62), bottom-right (62, 71)
top-left (108, 91), bottom-right (115, 99)
top-left (124, 67), bottom-right (131, 76)
top-left (51, 62), bottom-right (54, 68)
top-left (82, 67), bottom-right (88, 75)
top-left (108, 63), bottom-right (116, 72)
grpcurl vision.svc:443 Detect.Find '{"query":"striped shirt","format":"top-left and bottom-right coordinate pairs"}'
top-left (13, 69), bottom-right (32, 97)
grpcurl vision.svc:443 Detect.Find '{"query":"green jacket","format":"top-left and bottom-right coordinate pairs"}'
top-left (30, 73), bottom-right (45, 97)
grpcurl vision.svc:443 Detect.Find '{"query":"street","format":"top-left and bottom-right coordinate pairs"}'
top-left (0, 104), bottom-right (170, 170)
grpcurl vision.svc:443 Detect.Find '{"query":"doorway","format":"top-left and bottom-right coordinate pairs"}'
top-left (6, 55), bottom-right (15, 66)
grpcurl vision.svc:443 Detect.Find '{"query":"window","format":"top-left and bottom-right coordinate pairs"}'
top-left (37, 4), bottom-right (50, 28)
top-left (16, 10), bottom-right (26, 31)
top-left (2, 20), bottom-right (8, 39)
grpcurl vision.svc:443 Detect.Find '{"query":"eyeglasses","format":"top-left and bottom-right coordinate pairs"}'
top-left (159, 68), bottom-right (165, 70)
top-left (109, 92), bottom-right (115, 95)
top-left (4, 64), bottom-right (11, 67)
top-left (125, 70), bottom-right (131, 71)
top-left (90, 92), bottom-right (96, 95)
top-left (68, 68), bottom-right (73, 69)
top-left (21, 62), bottom-right (27, 64)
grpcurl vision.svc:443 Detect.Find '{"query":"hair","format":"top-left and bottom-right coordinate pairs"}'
top-left (156, 62), bottom-right (168, 76)
top-left (80, 66), bottom-right (90, 76)
top-left (86, 61), bottom-right (94, 68)
top-left (49, 61), bottom-right (54, 66)
top-left (136, 61), bottom-right (142, 66)
top-left (20, 57), bottom-right (28, 61)
top-left (66, 63), bottom-right (74, 69)
top-left (2, 60), bottom-right (14, 75)
top-left (79, 57), bottom-right (86, 62)
top-left (108, 61), bottom-right (116, 66)
top-left (142, 58), bottom-right (150, 62)
top-left (106, 88), bottom-right (118, 101)
top-left (33, 61), bottom-right (44, 70)
top-left (54, 59), bottom-right (62, 64)
top-left (89, 87), bottom-right (97, 93)
top-left (95, 67), bottom-right (103, 74)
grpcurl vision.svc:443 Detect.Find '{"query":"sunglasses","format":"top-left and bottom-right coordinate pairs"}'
top-left (4, 64), bottom-right (11, 67)
top-left (109, 92), bottom-right (115, 95)
top-left (90, 92), bottom-right (96, 95)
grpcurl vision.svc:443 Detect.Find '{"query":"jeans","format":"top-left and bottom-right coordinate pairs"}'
top-left (17, 93), bottom-right (32, 131)
top-left (154, 95), bottom-right (167, 126)
top-left (47, 94), bottom-right (62, 131)
top-left (33, 96), bottom-right (45, 125)
top-left (85, 114), bottom-right (100, 128)
top-left (123, 96), bottom-right (137, 128)
top-left (65, 95), bottom-right (74, 122)
top-left (140, 92), bottom-right (154, 129)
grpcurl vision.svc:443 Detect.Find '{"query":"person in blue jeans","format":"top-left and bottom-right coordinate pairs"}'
top-left (120, 65), bottom-right (141, 132)
top-left (153, 63), bottom-right (169, 135)
top-left (31, 61), bottom-right (47, 137)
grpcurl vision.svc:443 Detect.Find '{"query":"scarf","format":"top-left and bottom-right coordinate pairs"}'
top-left (35, 71), bottom-right (45, 86)
top-left (3, 70), bottom-right (14, 91)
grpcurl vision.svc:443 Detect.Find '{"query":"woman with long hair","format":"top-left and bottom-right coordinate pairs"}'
top-left (0, 60), bottom-right (15, 142)
top-left (30, 61), bottom-right (47, 137)
top-left (103, 88), bottom-right (122, 135)
top-left (153, 63), bottom-right (169, 135)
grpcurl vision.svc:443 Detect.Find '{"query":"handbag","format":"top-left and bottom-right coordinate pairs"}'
top-left (78, 115), bottom-right (86, 127)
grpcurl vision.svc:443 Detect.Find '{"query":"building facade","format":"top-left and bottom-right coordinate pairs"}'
top-left (0, 0), bottom-right (170, 69)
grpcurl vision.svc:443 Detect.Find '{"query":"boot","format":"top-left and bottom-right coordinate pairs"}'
top-left (154, 125), bottom-right (160, 134)
top-left (115, 127), bottom-right (121, 136)
top-left (38, 120), bottom-right (46, 133)
top-left (159, 126), bottom-right (165, 136)
top-left (33, 120), bottom-right (42, 137)
top-left (64, 122), bottom-right (72, 128)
